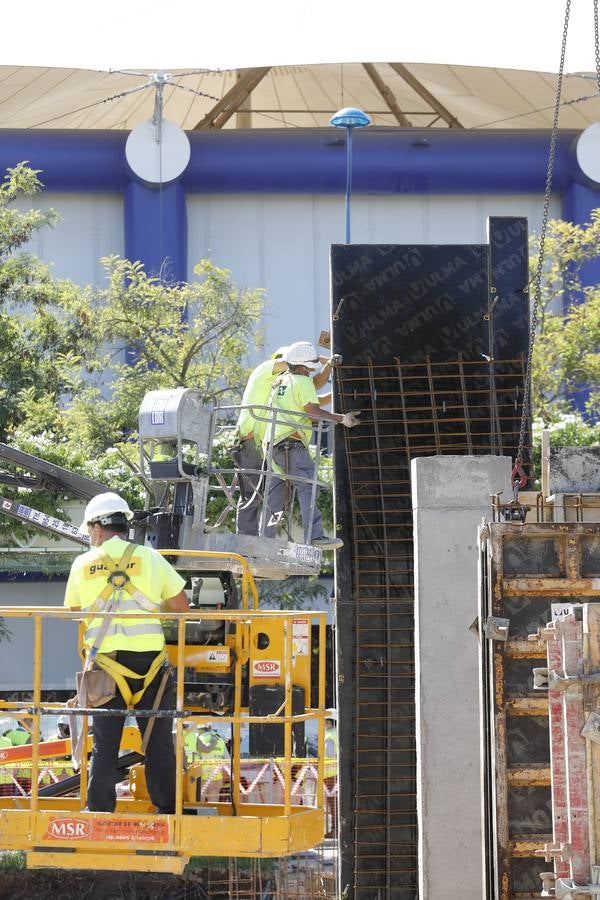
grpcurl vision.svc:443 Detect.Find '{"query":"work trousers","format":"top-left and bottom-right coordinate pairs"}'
top-left (235, 438), bottom-right (263, 536)
top-left (264, 442), bottom-right (324, 543)
top-left (87, 649), bottom-right (176, 814)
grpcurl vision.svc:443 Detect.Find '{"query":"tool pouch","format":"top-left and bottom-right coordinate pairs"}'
top-left (75, 664), bottom-right (116, 709)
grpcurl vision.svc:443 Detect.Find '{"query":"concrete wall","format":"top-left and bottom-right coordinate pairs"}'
top-left (0, 579), bottom-right (78, 691)
top-left (188, 191), bottom-right (557, 356)
top-left (11, 187), bottom-right (558, 358)
top-left (13, 192), bottom-right (124, 286)
top-left (411, 454), bottom-right (512, 900)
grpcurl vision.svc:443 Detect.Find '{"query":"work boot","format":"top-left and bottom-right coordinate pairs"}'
top-left (311, 536), bottom-right (344, 551)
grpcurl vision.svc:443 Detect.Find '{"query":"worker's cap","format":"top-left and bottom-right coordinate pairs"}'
top-left (284, 341), bottom-right (320, 370)
top-left (81, 492), bottom-right (134, 530)
top-left (271, 345), bottom-right (290, 360)
top-left (325, 708), bottom-right (337, 721)
top-left (0, 718), bottom-right (13, 735)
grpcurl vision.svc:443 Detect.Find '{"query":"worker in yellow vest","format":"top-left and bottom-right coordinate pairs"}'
top-left (193, 724), bottom-right (229, 803)
top-left (0, 723), bottom-right (14, 796)
top-left (324, 710), bottom-right (339, 838)
top-left (235, 344), bottom-right (338, 536)
top-left (0, 719), bottom-right (33, 794)
top-left (263, 342), bottom-right (360, 548)
top-left (64, 491), bottom-right (189, 814)
top-left (234, 347), bottom-right (289, 535)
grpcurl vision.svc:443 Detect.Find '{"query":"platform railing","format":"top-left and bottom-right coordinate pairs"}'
top-left (0, 599), bottom-right (327, 822)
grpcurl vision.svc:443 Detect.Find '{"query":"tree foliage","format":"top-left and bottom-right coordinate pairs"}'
top-left (0, 163), bottom-right (93, 439)
top-left (64, 257), bottom-right (265, 452)
top-left (531, 214), bottom-right (600, 421)
top-left (0, 164), bottom-right (265, 547)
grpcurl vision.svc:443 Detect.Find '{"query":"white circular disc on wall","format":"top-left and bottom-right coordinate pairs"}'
top-left (125, 118), bottom-right (191, 184)
top-left (576, 122), bottom-right (600, 185)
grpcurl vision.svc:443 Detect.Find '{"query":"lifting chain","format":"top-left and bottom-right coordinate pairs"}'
top-left (513, 0), bottom-right (572, 491)
top-left (595, 0), bottom-right (600, 93)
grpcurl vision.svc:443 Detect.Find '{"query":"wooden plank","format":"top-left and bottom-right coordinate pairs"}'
top-left (194, 68), bottom-right (271, 129)
top-left (362, 63), bottom-right (411, 126)
top-left (584, 604), bottom-right (600, 866)
top-left (388, 63), bottom-right (463, 128)
top-left (561, 611), bottom-right (590, 882)
top-left (547, 616), bottom-right (570, 881)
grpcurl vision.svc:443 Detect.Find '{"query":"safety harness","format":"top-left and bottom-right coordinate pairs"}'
top-left (69, 542), bottom-right (168, 768)
top-left (85, 542), bottom-right (167, 707)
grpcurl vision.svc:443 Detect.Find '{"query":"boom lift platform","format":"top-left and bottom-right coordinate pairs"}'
top-left (0, 574), bottom-right (328, 872)
top-left (0, 389), bottom-right (336, 871)
top-left (0, 388), bottom-right (328, 577)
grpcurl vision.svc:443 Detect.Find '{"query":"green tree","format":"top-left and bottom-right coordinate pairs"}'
top-left (0, 173), bottom-right (266, 543)
top-left (531, 214), bottom-right (600, 421)
top-left (0, 163), bottom-right (93, 439)
top-left (63, 256), bottom-right (265, 452)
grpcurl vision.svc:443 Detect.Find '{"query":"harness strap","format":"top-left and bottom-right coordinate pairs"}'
top-left (94, 542), bottom-right (138, 606)
top-left (93, 648), bottom-right (167, 709)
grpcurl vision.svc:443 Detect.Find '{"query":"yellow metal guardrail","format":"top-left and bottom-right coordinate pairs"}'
top-left (0, 550), bottom-right (328, 870)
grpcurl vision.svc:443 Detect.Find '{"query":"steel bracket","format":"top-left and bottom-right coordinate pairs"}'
top-left (548, 670), bottom-right (600, 692)
top-left (582, 711), bottom-right (600, 744)
top-left (484, 616), bottom-right (509, 641)
top-left (538, 841), bottom-right (571, 863)
top-left (555, 879), bottom-right (600, 899)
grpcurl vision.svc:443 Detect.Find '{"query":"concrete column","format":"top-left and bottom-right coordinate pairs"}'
top-left (411, 454), bottom-right (512, 900)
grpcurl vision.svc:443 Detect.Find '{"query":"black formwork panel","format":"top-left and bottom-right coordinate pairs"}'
top-left (331, 218), bottom-right (530, 898)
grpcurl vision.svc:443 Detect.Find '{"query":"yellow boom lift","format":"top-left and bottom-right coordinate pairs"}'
top-left (0, 390), bottom-right (333, 873)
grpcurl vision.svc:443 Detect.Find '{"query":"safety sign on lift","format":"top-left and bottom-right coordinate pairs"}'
top-left (44, 816), bottom-right (170, 843)
top-left (187, 647), bottom-right (230, 666)
top-left (292, 618), bottom-right (309, 656)
top-left (278, 542), bottom-right (322, 567)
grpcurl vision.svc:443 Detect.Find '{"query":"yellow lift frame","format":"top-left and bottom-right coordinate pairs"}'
top-left (0, 552), bottom-right (328, 873)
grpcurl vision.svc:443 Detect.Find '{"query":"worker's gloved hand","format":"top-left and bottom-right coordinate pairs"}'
top-left (341, 410), bottom-right (361, 428)
top-left (329, 353), bottom-right (343, 366)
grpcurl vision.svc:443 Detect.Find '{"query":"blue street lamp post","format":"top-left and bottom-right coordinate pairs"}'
top-left (330, 107), bottom-right (371, 243)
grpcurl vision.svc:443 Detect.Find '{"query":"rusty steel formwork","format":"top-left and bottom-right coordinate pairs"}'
top-left (479, 522), bottom-right (600, 899)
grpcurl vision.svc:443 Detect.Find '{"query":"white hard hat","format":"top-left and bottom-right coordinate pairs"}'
top-left (271, 345), bottom-right (290, 359)
top-left (325, 708), bottom-right (337, 721)
top-left (81, 492), bottom-right (134, 530)
top-left (0, 718), bottom-right (13, 735)
top-left (284, 341), bottom-right (320, 370)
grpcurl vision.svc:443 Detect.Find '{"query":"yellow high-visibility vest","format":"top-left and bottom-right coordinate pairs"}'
top-left (64, 536), bottom-right (185, 653)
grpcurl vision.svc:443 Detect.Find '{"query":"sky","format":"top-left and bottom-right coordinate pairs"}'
top-left (9, 0), bottom-right (600, 74)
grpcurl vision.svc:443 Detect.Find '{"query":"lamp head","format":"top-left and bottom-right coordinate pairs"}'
top-left (330, 107), bottom-right (371, 129)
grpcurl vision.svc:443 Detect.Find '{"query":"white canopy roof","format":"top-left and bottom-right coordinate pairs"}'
top-left (3, 0), bottom-right (600, 131)
top-left (2, 62), bottom-right (599, 131)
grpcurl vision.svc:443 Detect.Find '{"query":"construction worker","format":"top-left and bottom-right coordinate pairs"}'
top-left (0, 719), bottom-right (33, 793)
top-left (0, 721), bottom-right (15, 797)
top-left (2, 720), bottom-right (31, 747)
top-left (235, 345), bottom-right (338, 536)
top-left (263, 341), bottom-right (361, 548)
top-left (64, 491), bottom-right (189, 814)
top-left (188, 724), bottom-right (229, 802)
top-left (235, 347), bottom-right (289, 536)
top-left (324, 710), bottom-right (339, 838)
